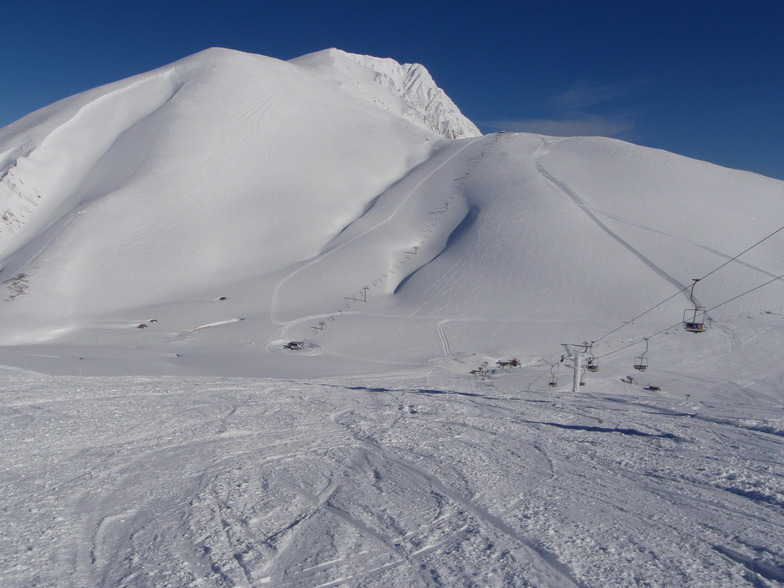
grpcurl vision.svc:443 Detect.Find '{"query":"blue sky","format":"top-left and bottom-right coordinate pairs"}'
top-left (3, 0), bottom-right (783, 180)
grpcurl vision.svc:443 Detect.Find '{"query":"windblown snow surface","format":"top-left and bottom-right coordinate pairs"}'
top-left (1, 48), bottom-right (783, 587)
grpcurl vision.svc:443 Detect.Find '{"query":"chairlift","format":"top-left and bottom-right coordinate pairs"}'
top-left (586, 342), bottom-right (599, 372)
top-left (683, 278), bottom-right (709, 333)
top-left (633, 338), bottom-right (649, 372)
top-left (683, 307), bottom-right (708, 333)
top-left (548, 365), bottom-right (558, 388)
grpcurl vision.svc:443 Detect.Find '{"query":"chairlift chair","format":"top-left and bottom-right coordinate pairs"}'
top-left (586, 344), bottom-right (599, 372)
top-left (683, 278), bottom-right (709, 333)
top-left (683, 307), bottom-right (708, 333)
top-left (633, 338), bottom-right (650, 372)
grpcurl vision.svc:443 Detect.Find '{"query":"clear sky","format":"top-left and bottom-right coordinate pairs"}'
top-left (3, 0), bottom-right (783, 180)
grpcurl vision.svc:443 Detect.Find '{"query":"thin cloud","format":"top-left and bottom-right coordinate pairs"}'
top-left (550, 79), bottom-right (650, 111)
top-left (481, 77), bottom-right (652, 138)
top-left (482, 114), bottom-right (634, 138)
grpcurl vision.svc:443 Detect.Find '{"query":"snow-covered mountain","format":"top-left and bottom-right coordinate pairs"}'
top-left (291, 48), bottom-right (482, 139)
top-left (0, 46), bottom-right (783, 380)
top-left (2, 48), bottom-right (784, 588)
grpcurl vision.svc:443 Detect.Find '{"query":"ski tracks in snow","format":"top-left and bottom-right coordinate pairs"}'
top-left (535, 139), bottom-right (690, 298)
top-left (328, 397), bottom-right (583, 587)
top-left (3, 371), bottom-right (784, 587)
top-left (268, 139), bottom-right (478, 332)
top-left (268, 133), bottom-right (504, 351)
top-left (376, 450), bottom-right (582, 587)
top-left (436, 320), bottom-right (452, 358)
top-left (716, 323), bottom-right (742, 356)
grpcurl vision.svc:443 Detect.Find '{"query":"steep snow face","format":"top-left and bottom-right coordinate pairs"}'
top-left (291, 48), bottom-right (481, 139)
top-left (0, 47), bottom-right (446, 338)
top-left (0, 47), bottom-right (477, 279)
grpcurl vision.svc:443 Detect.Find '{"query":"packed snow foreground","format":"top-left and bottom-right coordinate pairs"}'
top-left (1, 48), bottom-right (783, 586)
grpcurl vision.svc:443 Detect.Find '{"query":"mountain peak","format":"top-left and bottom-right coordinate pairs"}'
top-left (290, 49), bottom-right (481, 139)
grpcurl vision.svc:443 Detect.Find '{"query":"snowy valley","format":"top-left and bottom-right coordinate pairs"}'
top-left (1, 48), bottom-right (783, 586)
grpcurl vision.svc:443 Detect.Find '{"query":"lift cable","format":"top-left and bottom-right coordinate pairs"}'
top-left (592, 288), bottom-right (688, 344)
top-left (528, 225), bottom-right (784, 388)
top-left (706, 271), bottom-right (784, 313)
top-left (595, 321), bottom-right (681, 361)
top-left (591, 223), bottom-right (784, 344)
top-left (526, 358), bottom-right (563, 390)
top-left (596, 271), bottom-right (784, 361)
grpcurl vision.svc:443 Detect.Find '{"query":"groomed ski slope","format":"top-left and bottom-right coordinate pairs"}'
top-left (2, 366), bottom-right (783, 587)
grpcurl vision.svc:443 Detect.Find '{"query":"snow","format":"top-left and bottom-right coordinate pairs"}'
top-left (293, 49), bottom-right (481, 141)
top-left (2, 370), bottom-right (783, 586)
top-left (1, 47), bottom-right (784, 586)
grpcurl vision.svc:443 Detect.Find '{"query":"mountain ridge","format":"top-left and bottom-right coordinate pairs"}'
top-left (291, 48), bottom-right (482, 139)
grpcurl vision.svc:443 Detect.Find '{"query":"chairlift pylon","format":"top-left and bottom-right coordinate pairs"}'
top-left (633, 338), bottom-right (649, 372)
top-left (683, 278), bottom-right (709, 333)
